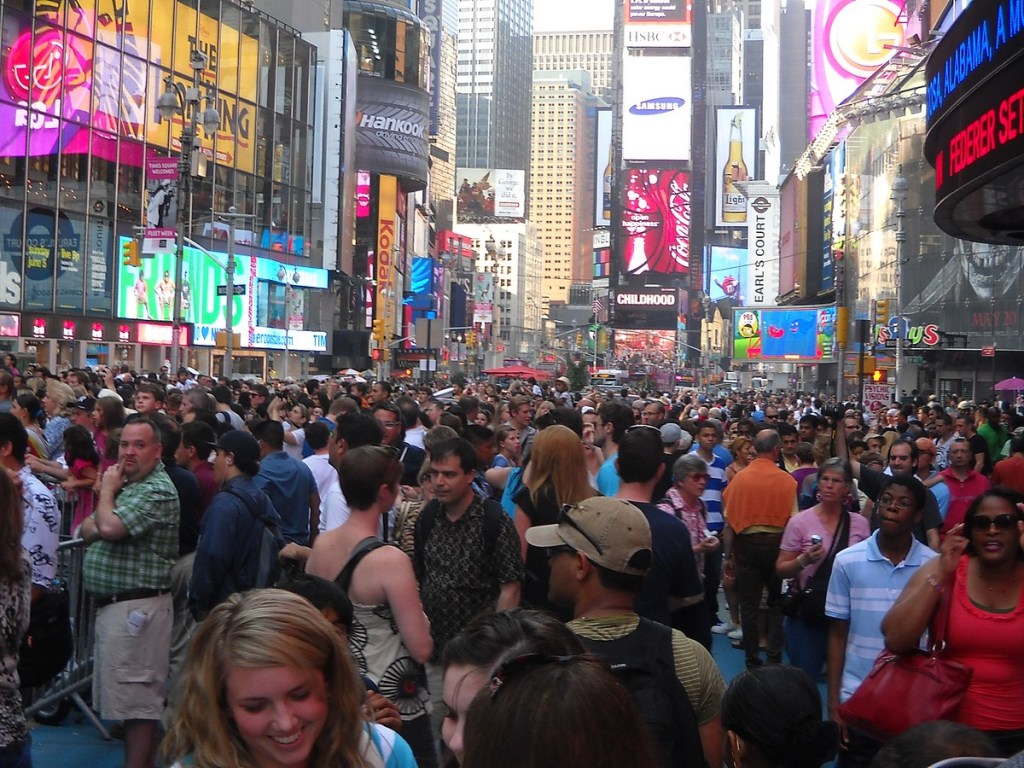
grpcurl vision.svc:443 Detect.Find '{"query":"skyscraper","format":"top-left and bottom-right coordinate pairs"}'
top-left (533, 30), bottom-right (615, 101)
top-left (456, 0), bottom-right (533, 174)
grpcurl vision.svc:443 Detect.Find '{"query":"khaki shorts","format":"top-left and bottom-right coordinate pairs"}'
top-left (93, 593), bottom-right (172, 721)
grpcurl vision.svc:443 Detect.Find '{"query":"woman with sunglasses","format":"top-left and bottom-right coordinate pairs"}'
top-left (776, 458), bottom-right (870, 679)
top-left (882, 487), bottom-right (1024, 756)
top-left (306, 445), bottom-right (435, 768)
top-left (658, 454), bottom-right (721, 649)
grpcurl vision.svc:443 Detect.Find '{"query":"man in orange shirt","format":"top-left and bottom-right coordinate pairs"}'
top-left (990, 432), bottom-right (1024, 495)
top-left (722, 429), bottom-right (798, 668)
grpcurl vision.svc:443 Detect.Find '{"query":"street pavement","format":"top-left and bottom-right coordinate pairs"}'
top-left (28, 632), bottom-right (756, 767)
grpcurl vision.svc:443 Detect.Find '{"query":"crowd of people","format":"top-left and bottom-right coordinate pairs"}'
top-left (2, 355), bottom-right (1024, 768)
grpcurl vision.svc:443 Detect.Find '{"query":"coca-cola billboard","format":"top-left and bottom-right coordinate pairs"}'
top-left (619, 168), bottom-right (690, 278)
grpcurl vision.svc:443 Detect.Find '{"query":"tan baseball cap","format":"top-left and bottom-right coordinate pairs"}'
top-left (525, 497), bottom-right (653, 577)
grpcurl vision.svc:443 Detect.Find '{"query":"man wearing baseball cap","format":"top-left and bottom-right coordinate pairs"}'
top-left (188, 430), bottom-right (283, 620)
top-left (527, 497), bottom-right (725, 768)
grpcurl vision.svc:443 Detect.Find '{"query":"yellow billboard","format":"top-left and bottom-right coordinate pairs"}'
top-left (377, 176), bottom-right (399, 345)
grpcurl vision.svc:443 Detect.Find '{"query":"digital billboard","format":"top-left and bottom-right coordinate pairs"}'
top-left (457, 168), bottom-right (527, 223)
top-left (622, 56), bottom-right (692, 162)
top-left (714, 107), bottom-right (757, 227)
top-left (733, 306), bottom-right (837, 361)
top-left (0, 0), bottom-right (263, 174)
top-left (613, 288), bottom-right (679, 330)
top-left (809, 0), bottom-right (905, 138)
top-left (708, 246), bottom-right (748, 302)
top-left (594, 108), bottom-right (612, 227)
top-left (620, 168), bottom-right (691, 277)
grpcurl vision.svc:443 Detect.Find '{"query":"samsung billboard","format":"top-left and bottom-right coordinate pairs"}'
top-left (613, 288), bottom-right (680, 330)
top-left (622, 55), bottom-right (692, 162)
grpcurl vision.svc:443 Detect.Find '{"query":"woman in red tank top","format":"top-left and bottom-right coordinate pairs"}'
top-left (883, 487), bottom-right (1024, 756)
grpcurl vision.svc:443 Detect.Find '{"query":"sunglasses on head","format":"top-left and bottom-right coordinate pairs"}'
top-left (488, 653), bottom-right (580, 698)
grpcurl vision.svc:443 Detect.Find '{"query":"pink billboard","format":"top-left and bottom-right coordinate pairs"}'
top-left (809, 0), bottom-right (906, 138)
top-left (619, 168), bottom-right (691, 276)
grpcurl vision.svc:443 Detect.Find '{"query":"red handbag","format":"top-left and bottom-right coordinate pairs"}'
top-left (838, 585), bottom-right (974, 741)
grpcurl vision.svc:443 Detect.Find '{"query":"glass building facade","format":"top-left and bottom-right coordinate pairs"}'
top-left (0, 0), bottom-right (319, 371)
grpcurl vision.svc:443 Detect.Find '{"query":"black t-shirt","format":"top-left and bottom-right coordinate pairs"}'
top-left (632, 501), bottom-right (704, 627)
top-left (513, 484), bottom-right (564, 614)
top-left (969, 433), bottom-right (992, 475)
top-left (653, 449), bottom-right (686, 502)
top-left (858, 466), bottom-right (942, 545)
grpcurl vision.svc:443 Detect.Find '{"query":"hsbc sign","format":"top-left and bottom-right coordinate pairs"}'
top-left (625, 24), bottom-right (692, 48)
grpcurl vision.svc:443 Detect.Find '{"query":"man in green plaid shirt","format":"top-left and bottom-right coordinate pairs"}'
top-left (81, 418), bottom-right (179, 768)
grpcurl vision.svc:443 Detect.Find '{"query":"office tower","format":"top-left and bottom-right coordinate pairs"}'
top-left (533, 30), bottom-right (615, 101)
top-left (456, 0), bottom-right (533, 174)
top-left (530, 70), bottom-right (601, 310)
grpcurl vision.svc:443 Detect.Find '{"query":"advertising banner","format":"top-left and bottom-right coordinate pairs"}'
top-left (0, 0), bottom-right (262, 174)
top-left (613, 288), bottom-right (679, 330)
top-left (863, 383), bottom-right (895, 412)
top-left (594, 108), bottom-right (612, 227)
top-left (457, 168), bottom-right (526, 222)
top-left (714, 107), bottom-right (757, 227)
top-left (625, 24), bottom-right (692, 48)
top-left (809, 0), bottom-right (905, 138)
top-left (708, 246), bottom-right (748, 302)
top-left (145, 151), bottom-right (179, 252)
top-left (821, 147), bottom-right (843, 293)
top-left (625, 0), bottom-right (692, 23)
top-left (355, 76), bottom-right (430, 191)
top-left (417, 0), bottom-right (444, 136)
top-left (376, 175), bottom-right (399, 343)
top-left (622, 56), bottom-right (692, 162)
top-left (473, 272), bottom-right (494, 324)
top-left (620, 168), bottom-right (691, 276)
top-left (777, 180), bottom-right (799, 297)
top-left (733, 306), bottom-right (837, 361)
top-left (87, 218), bottom-right (114, 316)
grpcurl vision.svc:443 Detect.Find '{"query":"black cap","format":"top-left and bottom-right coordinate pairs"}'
top-left (206, 430), bottom-right (260, 471)
top-left (73, 395), bottom-right (96, 412)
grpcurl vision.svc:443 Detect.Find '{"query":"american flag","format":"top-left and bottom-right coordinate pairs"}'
top-left (591, 293), bottom-right (608, 323)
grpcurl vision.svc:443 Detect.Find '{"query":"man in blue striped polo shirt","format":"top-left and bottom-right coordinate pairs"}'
top-left (825, 474), bottom-right (937, 767)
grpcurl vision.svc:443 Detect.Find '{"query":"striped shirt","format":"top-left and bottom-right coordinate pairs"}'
top-left (825, 531), bottom-right (937, 702)
top-left (690, 449), bottom-right (728, 531)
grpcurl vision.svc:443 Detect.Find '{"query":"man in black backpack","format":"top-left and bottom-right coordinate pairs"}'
top-left (527, 496), bottom-right (725, 768)
top-left (188, 430), bottom-right (284, 620)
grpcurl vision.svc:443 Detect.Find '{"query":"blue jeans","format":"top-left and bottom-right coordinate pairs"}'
top-left (0, 735), bottom-right (31, 768)
top-left (784, 616), bottom-right (829, 680)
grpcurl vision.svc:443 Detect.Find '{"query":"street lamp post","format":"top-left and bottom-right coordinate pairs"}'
top-left (891, 166), bottom-right (908, 405)
top-left (157, 48), bottom-right (220, 375)
top-left (213, 207), bottom-right (255, 380)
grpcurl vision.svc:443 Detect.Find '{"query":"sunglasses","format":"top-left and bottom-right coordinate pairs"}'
top-left (560, 505), bottom-right (604, 555)
top-left (488, 653), bottom-right (579, 698)
top-left (967, 513), bottom-right (1019, 533)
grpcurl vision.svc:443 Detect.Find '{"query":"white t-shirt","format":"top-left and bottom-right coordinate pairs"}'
top-left (282, 423), bottom-right (305, 461)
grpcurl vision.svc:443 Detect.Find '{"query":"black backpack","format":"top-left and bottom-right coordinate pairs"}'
top-left (578, 618), bottom-right (708, 768)
top-left (19, 585), bottom-right (73, 688)
top-left (225, 487), bottom-right (285, 589)
top-left (412, 498), bottom-right (504, 580)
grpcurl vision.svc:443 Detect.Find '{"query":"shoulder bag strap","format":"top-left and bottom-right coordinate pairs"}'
top-left (808, 513), bottom-right (848, 590)
top-left (929, 580), bottom-right (955, 650)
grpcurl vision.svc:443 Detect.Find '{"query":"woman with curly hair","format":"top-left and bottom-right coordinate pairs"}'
top-left (162, 589), bottom-right (415, 768)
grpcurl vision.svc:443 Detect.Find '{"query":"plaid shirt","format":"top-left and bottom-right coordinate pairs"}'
top-left (83, 462), bottom-right (180, 598)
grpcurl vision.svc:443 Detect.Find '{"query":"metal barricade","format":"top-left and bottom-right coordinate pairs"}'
top-left (22, 535), bottom-right (110, 739)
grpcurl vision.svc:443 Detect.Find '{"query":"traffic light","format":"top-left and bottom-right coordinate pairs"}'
top-left (875, 299), bottom-right (890, 327)
top-left (371, 348), bottom-right (381, 361)
top-left (873, 369), bottom-right (888, 383)
top-left (372, 317), bottom-right (386, 346)
top-left (467, 330), bottom-right (476, 347)
top-left (121, 238), bottom-right (141, 268)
